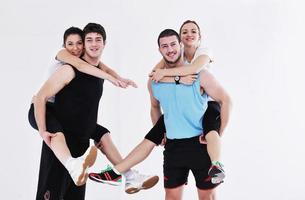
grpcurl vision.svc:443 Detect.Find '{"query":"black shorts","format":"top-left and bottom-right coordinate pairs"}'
top-left (91, 124), bottom-right (110, 143)
top-left (203, 101), bottom-right (221, 135)
top-left (144, 115), bottom-right (166, 145)
top-left (28, 103), bottom-right (110, 141)
top-left (163, 136), bottom-right (219, 190)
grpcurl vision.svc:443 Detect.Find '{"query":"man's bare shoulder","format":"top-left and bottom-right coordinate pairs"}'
top-left (50, 64), bottom-right (75, 83)
top-left (199, 69), bottom-right (214, 80)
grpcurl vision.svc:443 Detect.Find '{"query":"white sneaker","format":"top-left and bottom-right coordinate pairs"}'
top-left (125, 170), bottom-right (159, 194)
top-left (66, 146), bottom-right (98, 186)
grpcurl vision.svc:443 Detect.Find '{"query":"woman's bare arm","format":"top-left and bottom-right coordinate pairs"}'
top-left (150, 55), bottom-right (211, 83)
top-left (56, 49), bottom-right (119, 86)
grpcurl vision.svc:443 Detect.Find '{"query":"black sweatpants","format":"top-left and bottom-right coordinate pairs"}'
top-left (28, 102), bottom-right (109, 200)
top-left (28, 103), bottom-right (90, 200)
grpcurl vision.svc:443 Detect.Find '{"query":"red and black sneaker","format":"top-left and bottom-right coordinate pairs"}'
top-left (89, 165), bottom-right (122, 186)
top-left (208, 161), bottom-right (225, 184)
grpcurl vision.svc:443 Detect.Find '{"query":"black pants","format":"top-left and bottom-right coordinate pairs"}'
top-left (28, 103), bottom-right (92, 200)
top-left (36, 142), bottom-right (86, 200)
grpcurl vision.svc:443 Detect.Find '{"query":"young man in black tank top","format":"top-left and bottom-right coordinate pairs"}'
top-left (34, 23), bottom-right (111, 199)
top-left (34, 23), bottom-right (158, 199)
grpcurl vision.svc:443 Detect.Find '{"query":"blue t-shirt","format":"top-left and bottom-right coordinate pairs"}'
top-left (151, 76), bottom-right (208, 139)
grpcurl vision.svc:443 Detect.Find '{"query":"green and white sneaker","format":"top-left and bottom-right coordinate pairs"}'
top-left (125, 170), bottom-right (159, 194)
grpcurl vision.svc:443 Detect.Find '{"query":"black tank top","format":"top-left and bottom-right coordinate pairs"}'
top-left (54, 64), bottom-right (104, 140)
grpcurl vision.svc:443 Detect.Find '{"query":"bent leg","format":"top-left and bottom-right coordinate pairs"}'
top-left (28, 102), bottom-right (71, 165)
top-left (205, 131), bottom-right (221, 163)
top-left (50, 132), bottom-right (72, 165)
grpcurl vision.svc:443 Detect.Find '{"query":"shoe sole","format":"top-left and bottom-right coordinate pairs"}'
top-left (208, 166), bottom-right (225, 184)
top-left (76, 146), bottom-right (98, 186)
top-left (89, 176), bottom-right (122, 186)
top-left (125, 175), bottom-right (159, 194)
top-left (211, 172), bottom-right (225, 184)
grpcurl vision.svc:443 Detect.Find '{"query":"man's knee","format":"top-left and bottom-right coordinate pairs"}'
top-left (165, 187), bottom-right (183, 200)
top-left (56, 132), bottom-right (65, 137)
top-left (165, 192), bottom-right (181, 200)
top-left (198, 188), bottom-right (216, 200)
top-left (94, 133), bottom-right (110, 154)
top-left (205, 130), bottom-right (219, 141)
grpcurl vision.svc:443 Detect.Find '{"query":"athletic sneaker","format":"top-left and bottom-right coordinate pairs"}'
top-left (125, 170), bottom-right (159, 194)
top-left (208, 161), bottom-right (225, 184)
top-left (66, 146), bottom-right (98, 186)
top-left (88, 165), bottom-right (122, 186)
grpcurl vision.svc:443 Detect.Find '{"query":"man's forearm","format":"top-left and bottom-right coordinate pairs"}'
top-left (57, 49), bottom-right (113, 80)
top-left (56, 49), bottom-right (84, 68)
top-left (156, 54), bottom-right (210, 80)
top-left (160, 65), bottom-right (197, 77)
top-left (158, 77), bottom-right (175, 83)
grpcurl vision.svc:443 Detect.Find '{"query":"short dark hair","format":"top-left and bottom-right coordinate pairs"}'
top-left (83, 23), bottom-right (106, 42)
top-left (157, 29), bottom-right (180, 47)
top-left (63, 27), bottom-right (84, 46)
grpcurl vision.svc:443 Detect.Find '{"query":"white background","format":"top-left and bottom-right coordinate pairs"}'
top-left (1, 0), bottom-right (305, 199)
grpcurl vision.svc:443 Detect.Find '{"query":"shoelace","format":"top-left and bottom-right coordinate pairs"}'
top-left (213, 161), bottom-right (224, 168)
top-left (132, 170), bottom-right (149, 181)
top-left (99, 165), bottom-right (113, 174)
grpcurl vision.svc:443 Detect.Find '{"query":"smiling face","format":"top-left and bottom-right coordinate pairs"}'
top-left (159, 35), bottom-right (182, 65)
top-left (64, 34), bottom-right (83, 57)
top-left (180, 22), bottom-right (201, 48)
top-left (83, 32), bottom-right (105, 59)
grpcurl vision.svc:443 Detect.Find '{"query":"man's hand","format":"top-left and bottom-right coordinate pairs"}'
top-left (160, 133), bottom-right (167, 146)
top-left (199, 134), bottom-right (208, 144)
top-left (180, 74), bottom-right (197, 85)
top-left (149, 69), bottom-right (165, 83)
top-left (39, 131), bottom-right (57, 147)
